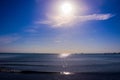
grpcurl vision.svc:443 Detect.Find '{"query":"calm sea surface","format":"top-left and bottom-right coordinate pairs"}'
top-left (0, 53), bottom-right (120, 72)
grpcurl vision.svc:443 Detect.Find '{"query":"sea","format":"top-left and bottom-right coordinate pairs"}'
top-left (0, 53), bottom-right (120, 80)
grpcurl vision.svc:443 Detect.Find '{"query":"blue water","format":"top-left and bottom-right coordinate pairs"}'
top-left (0, 53), bottom-right (120, 72)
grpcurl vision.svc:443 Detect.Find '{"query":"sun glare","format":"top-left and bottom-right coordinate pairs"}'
top-left (60, 2), bottom-right (74, 15)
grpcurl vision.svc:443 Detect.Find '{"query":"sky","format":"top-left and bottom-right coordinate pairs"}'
top-left (0, 0), bottom-right (120, 53)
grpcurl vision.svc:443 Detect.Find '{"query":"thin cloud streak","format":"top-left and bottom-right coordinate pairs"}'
top-left (0, 35), bottom-right (20, 44)
top-left (25, 29), bottom-right (38, 33)
top-left (77, 14), bottom-right (113, 21)
top-left (36, 14), bottom-right (114, 27)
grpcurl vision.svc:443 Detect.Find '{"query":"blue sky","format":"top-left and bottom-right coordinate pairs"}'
top-left (0, 0), bottom-right (120, 53)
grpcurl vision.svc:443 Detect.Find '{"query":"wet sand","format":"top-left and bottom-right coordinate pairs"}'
top-left (0, 72), bottom-right (120, 80)
top-left (0, 67), bottom-right (120, 80)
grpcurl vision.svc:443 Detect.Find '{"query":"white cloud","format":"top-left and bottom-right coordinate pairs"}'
top-left (77, 14), bottom-right (113, 21)
top-left (35, 13), bottom-right (114, 28)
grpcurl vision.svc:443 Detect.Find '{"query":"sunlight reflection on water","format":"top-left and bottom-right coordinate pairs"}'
top-left (59, 53), bottom-right (71, 58)
top-left (60, 71), bottom-right (74, 75)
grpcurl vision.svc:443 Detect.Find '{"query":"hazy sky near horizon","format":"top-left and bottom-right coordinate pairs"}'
top-left (0, 0), bottom-right (120, 53)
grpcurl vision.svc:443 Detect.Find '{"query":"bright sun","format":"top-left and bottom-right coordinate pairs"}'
top-left (60, 2), bottom-right (74, 15)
